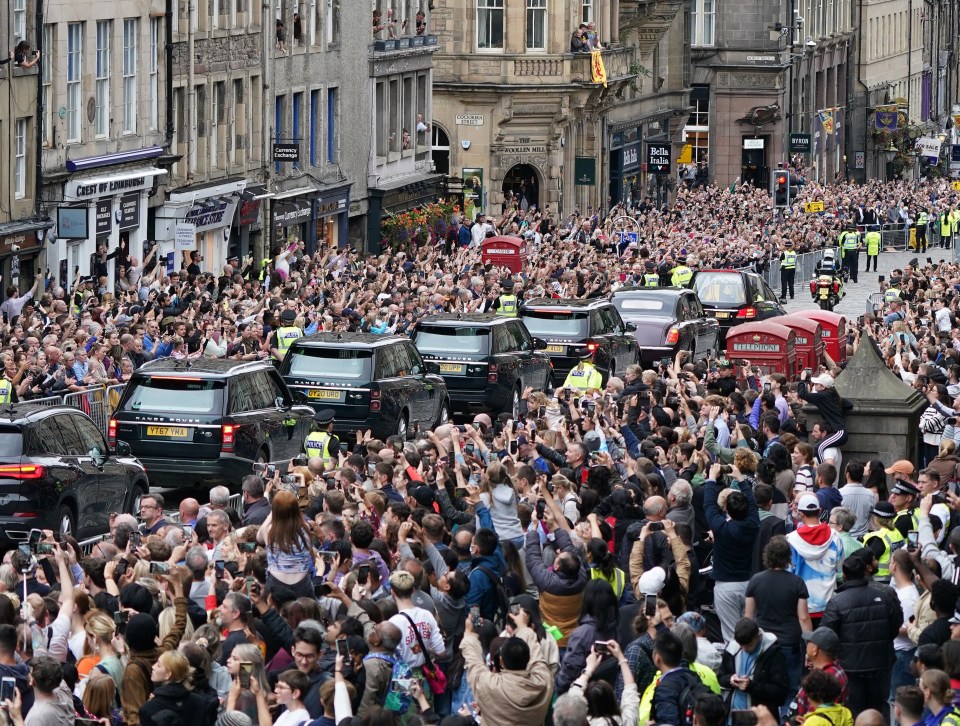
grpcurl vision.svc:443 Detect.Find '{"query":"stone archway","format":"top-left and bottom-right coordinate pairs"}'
top-left (501, 163), bottom-right (542, 212)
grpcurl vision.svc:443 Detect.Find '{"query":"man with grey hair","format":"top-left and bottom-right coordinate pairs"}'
top-left (552, 691), bottom-right (589, 726)
top-left (185, 546), bottom-right (211, 609)
top-left (666, 480), bottom-right (695, 531)
top-left (209, 486), bottom-right (231, 510)
top-left (206, 509), bottom-right (232, 561)
top-left (240, 475), bottom-right (270, 526)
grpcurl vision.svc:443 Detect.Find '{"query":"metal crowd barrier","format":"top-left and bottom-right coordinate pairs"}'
top-left (866, 292), bottom-right (884, 315)
top-left (770, 246), bottom-right (840, 295)
top-left (21, 383), bottom-right (125, 438)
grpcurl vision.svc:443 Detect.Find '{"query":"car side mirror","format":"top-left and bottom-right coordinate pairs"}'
top-left (424, 361), bottom-right (441, 375)
top-left (114, 440), bottom-right (132, 457)
top-left (90, 447), bottom-right (107, 466)
top-left (625, 322), bottom-right (637, 332)
top-left (532, 337), bottom-right (548, 350)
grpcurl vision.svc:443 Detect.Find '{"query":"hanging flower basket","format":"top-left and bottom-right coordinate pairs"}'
top-left (380, 198), bottom-right (460, 254)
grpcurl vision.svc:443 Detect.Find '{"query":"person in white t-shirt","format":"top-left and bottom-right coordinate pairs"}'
top-left (387, 571), bottom-right (445, 670)
top-left (272, 670), bottom-right (311, 726)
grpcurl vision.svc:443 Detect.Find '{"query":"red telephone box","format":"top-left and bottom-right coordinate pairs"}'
top-left (778, 315), bottom-right (825, 377)
top-left (805, 310), bottom-right (847, 366)
top-left (725, 321), bottom-right (797, 378)
top-left (481, 236), bottom-right (529, 274)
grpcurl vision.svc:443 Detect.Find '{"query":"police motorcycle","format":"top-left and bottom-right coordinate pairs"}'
top-left (808, 250), bottom-right (845, 311)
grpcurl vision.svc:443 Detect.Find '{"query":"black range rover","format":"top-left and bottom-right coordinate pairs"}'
top-left (0, 403), bottom-right (148, 545)
top-left (279, 333), bottom-right (450, 440)
top-left (111, 359), bottom-right (315, 490)
top-left (518, 298), bottom-right (639, 384)
top-left (411, 313), bottom-right (553, 415)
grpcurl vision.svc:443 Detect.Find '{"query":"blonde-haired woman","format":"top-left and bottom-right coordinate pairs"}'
top-left (77, 611), bottom-right (125, 692)
top-left (141, 651), bottom-right (216, 726)
top-left (226, 643), bottom-right (271, 725)
top-left (920, 669), bottom-right (958, 725)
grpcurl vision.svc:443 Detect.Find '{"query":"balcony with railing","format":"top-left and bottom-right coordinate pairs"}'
top-left (437, 45), bottom-right (636, 87)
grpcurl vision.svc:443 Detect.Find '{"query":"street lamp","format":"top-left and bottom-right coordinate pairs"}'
top-left (883, 141), bottom-right (898, 164)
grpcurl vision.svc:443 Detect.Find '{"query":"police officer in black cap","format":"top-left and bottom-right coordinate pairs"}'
top-left (642, 260), bottom-right (660, 287)
top-left (271, 308), bottom-right (302, 363)
top-left (304, 409), bottom-right (340, 469)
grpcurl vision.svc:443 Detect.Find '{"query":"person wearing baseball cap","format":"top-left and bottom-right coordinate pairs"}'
top-left (786, 493), bottom-right (844, 622)
top-left (861, 501), bottom-right (903, 583)
top-left (793, 628), bottom-right (846, 718)
top-left (797, 367), bottom-right (850, 467)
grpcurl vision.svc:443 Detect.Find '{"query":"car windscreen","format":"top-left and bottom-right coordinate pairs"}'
top-left (413, 326), bottom-right (489, 355)
top-left (0, 428), bottom-right (22, 456)
top-left (520, 310), bottom-right (589, 337)
top-left (692, 273), bottom-right (747, 305)
top-left (121, 377), bottom-right (226, 415)
top-left (287, 348), bottom-right (373, 381)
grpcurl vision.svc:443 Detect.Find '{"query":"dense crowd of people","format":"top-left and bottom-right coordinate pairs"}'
top-left (2, 175), bottom-right (960, 726)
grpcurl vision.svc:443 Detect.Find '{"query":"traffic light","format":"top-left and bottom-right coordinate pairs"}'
top-left (774, 172), bottom-right (791, 208)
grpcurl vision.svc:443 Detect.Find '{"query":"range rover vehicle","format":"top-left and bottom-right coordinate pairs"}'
top-left (411, 313), bottom-right (552, 415)
top-left (518, 298), bottom-right (639, 385)
top-left (279, 333), bottom-right (450, 440)
top-left (0, 403), bottom-right (148, 545)
top-left (111, 359), bottom-right (315, 489)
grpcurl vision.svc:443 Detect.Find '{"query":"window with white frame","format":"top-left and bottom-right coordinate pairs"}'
top-left (13, 0), bottom-right (26, 43)
top-left (95, 21), bottom-right (111, 138)
top-left (212, 0), bottom-right (220, 29)
top-left (149, 18), bottom-right (159, 131)
top-left (66, 23), bottom-right (82, 143)
top-left (690, 0), bottom-right (715, 46)
top-left (477, 0), bottom-right (503, 49)
top-left (14, 119), bottom-right (26, 199)
top-left (581, 0), bottom-right (592, 23)
top-left (123, 19), bottom-right (138, 133)
top-left (308, 0), bottom-right (316, 44)
top-left (526, 0), bottom-right (546, 50)
top-left (326, 0), bottom-right (340, 45)
top-left (42, 24), bottom-right (53, 146)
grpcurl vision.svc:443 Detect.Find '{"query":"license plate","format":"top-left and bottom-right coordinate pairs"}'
top-left (308, 389), bottom-right (345, 401)
top-left (713, 311), bottom-right (730, 319)
top-left (439, 363), bottom-right (464, 373)
top-left (545, 344), bottom-right (565, 353)
top-left (146, 426), bottom-right (189, 438)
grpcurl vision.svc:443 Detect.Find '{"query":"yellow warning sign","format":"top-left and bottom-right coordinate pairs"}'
top-left (804, 201), bottom-right (825, 213)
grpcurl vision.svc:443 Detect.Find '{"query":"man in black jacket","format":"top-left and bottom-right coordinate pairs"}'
top-left (651, 630), bottom-right (705, 725)
top-left (717, 617), bottom-right (790, 718)
top-left (820, 554), bottom-right (903, 716)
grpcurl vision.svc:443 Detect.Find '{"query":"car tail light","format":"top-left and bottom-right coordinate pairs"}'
top-left (370, 390), bottom-right (381, 412)
top-left (809, 281), bottom-right (817, 295)
top-left (12, 512), bottom-right (38, 518)
top-left (221, 424), bottom-right (236, 453)
top-left (586, 342), bottom-right (598, 352)
top-left (488, 364), bottom-right (498, 383)
top-left (666, 328), bottom-right (680, 344)
top-left (0, 465), bottom-right (45, 480)
top-left (108, 419), bottom-right (117, 447)
top-left (736, 307), bottom-right (757, 319)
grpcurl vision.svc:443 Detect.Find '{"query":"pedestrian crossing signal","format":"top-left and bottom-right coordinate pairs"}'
top-left (774, 173), bottom-right (790, 208)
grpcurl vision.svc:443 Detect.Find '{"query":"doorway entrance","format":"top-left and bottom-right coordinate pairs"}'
top-left (502, 164), bottom-right (540, 211)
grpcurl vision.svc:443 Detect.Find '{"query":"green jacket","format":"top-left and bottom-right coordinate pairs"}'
top-left (703, 421), bottom-right (751, 464)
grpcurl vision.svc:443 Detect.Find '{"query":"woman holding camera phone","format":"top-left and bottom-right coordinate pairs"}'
top-left (257, 489), bottom-right (315, 598)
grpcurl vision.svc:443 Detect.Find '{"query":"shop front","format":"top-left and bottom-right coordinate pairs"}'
top-left (0, 220), bottom-right (52, 294)
top-left (234, 185), bottom-right (270, 261)
top-left (366, 173), bottom-right (444, 253)
top-left (156, 179), bottom-right (244, 274)
top-left (56, 167), bottom-right (167, 289)
top-left (608, 126), bottom-right (642, 206)
top-left (269, 181), bottom-right (351, 255)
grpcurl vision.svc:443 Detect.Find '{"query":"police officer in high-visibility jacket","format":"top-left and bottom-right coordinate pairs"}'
top-left (670, 256), bottom-right (693, 287)
top-left (916, 209), bottom-right (929, 252)
top-left (861, 501), bottom-right (905, 584)
top-left (642, 260), bottom-right (660, 287)
top-left (0, 377), bottom-right (13, 405)
top-left (494, 282), bottom-right (518, 316)
top-left (562, 348), bottom-right (603, 391)
top-left (889, 478), bottom-right (920, 538)
top-left (271, 309), bottom-right (303, 363)
top-left (304, 408), bottom-right (340, 469)
top-left (864, 227), bottom-right (881, 272)
top-left (940, 211), bottom-right (952, 249)
top-left (839, 226), bottom-right (861, 283)
top-left (779, 241), bottom-right (797, 302)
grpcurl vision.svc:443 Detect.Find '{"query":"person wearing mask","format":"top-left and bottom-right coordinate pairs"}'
top-left (819, 554), bottom-right (903, 716)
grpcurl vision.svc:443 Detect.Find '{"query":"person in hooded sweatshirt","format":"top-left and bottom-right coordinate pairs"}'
top-left (786, 493), bottom-right (844, 625)
top-left (22, 656), bottom-right (74, 726)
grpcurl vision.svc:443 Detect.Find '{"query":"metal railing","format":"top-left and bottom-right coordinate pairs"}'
top-left (866, 292), bottom-right (885, 315)
top-left (764, 246), bottom-right (840, 295)
top-left (19, 383), bottom-right (125, 438)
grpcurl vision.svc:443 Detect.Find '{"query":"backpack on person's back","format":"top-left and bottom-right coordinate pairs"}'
top-left (473, 564), bottom-right (510, 629)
